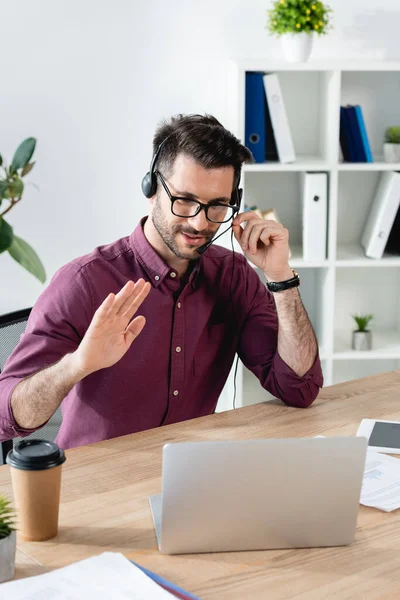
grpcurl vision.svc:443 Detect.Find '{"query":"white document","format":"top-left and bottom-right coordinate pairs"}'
top-left (360, 450), bottom-right (400, 512)
top-left (361, 171), bottom-right (400, 259)
top-left (0, 552), bottom-right (176, 599)
top-left (263, 73), bottom-right (296, 164)
top-left (301, 172), bottom-right (328, 261)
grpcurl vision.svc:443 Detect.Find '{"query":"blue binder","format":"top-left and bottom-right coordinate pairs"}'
top-left (346, 106), bottom-right (367, 162)
top-left (245, 72), bottom-right (266, 163)
top-left (339, 107), bottom-right (351, 162)
top-left (354, 105), bottom-right (373, 162)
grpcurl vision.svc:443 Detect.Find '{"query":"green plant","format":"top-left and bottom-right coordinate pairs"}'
top-left (352, 314), bottom-right (374, 332)
top-left (0, 138), bottom-right (46, 283)
top-left (0, 495), bottom-right (16, 540)
top-left (267, 0), bottom-right (333, 36)
top-left (385, 126), bottom-right (400, 144)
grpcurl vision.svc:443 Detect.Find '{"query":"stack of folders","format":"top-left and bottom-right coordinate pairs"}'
top-left (339, 105), bottom-right (373, 163)
top-left (245, 71), bottom-right (296, 164)
top-left (361, 171), bottom-right (400, 259)
top-left (301, 172), bottom-right (328, 262)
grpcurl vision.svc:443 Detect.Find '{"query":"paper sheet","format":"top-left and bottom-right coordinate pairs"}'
top-left (361, 450), bottom-right (400, 512)
top-left (1, 552), bottom-right (176, 599)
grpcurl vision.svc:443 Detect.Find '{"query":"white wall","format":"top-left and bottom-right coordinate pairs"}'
top-left (1, 0), bottom-right (400, 313)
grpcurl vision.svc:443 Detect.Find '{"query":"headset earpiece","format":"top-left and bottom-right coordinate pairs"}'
top-left (141, 135), bottom-right (172, 198)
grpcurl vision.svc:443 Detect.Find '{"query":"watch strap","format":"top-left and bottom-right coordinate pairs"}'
top-left (266, 269), bottom-right (300, 293)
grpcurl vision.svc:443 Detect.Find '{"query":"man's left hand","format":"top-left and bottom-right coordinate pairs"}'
top-left (232, 211), bottom-right (293, 282)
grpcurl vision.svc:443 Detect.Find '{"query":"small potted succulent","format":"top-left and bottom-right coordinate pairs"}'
top-left (383, 126), bottom-right (400, 163)
top-left (352, 314), bottom-right (374, 351)
top-left (0, 495), bottom-right (17, 583)
top-left (266, 0), bottom-right (333, 63)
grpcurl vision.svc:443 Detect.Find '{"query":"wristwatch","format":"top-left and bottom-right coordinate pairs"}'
top-left (266, 269), bottom-right (300, 293)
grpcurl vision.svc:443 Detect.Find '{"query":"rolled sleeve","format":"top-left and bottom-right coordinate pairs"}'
top-left (265, 352), bottom-right (323, 408)
top-left (0, 262), bottom-right (93, 440)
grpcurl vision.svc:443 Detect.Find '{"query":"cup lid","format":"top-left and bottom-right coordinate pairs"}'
top-left (6, 439), bottom-right (66, 471)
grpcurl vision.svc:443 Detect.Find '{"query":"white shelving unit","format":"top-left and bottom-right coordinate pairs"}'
top-left (217, 60), bottom-right (400, 412)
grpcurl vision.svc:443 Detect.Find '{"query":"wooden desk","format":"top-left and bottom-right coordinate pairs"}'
top-left (1, 370), bottom-right (400, 598)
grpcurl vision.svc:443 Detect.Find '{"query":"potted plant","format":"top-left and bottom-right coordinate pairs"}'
top-left (383, 126), bottom-right (400, 163)
top-left (0, 495), bottom-right (17, 583)
top-left (266, 0), bottom-right (333, 63)
top-left (352, 314), bottom-right (373, 351)
top-left (0, 137), bottom-right (46, 282)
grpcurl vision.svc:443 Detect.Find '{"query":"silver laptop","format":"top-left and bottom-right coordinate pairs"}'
top-left (149, 437), bottom-right (367, 554)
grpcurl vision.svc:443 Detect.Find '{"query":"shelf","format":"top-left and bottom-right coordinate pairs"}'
top-left (334, 329), bottom-right (400, 360)
top-left (338, 160), bottom-right (400, 171)
top-left (243, 156), bottom-right (329, 172)
top-left (335, 245), bottom-right (400, 267)
top-left (234, 60), bottom-right (400, 73)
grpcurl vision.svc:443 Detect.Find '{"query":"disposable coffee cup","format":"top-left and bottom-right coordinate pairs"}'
top-left (6, 439), bottom-right (66, 541)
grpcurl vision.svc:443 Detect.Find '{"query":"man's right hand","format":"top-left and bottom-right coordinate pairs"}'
top-left (71, 279), bottom-right (151, 377)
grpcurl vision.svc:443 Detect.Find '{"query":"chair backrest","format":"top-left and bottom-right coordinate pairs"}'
top-left (0, 308), bottom-right (63, 464)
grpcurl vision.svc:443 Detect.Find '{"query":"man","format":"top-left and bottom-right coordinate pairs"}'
top-left (0, 114), bottom-right (323, 449)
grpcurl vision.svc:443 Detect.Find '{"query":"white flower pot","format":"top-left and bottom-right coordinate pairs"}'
top-left (383, 143), bottom-right (400, 163)
top-left (352, 330), bottom-right (372, 351)
top-left (0, 530), bottom-right (16, 582)
top-left (280, 32), bottom-right (314, 63)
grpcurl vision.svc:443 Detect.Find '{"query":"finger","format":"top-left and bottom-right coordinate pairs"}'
top-left (248, 223), bottom-right (270, 254)
top-left (232, 211), bottom-right (261, 227)
top-left (239, 220), bottom-right (258, 250)
top-left (117, 279), bottom-right (145, 316)
top-left (124, 315), bottom-right (146, 346)
top-left (91, 293), bottom-right (115, 324)
top-left (122, 281), bottom-right (151, 321)
top-left (232, 223), bottom-right (243, 243)
top-left (112, 280), bottom-right (137, 314)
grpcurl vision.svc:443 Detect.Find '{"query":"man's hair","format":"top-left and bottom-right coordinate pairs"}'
top-left (153, 114), bottom-right (254, 191)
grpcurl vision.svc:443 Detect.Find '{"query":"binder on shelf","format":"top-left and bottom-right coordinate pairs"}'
top-left (354, 105), bottom-right (373, 163)
top-left (339, 107), bottom-right (351, 162)
top-left (263, 73), bottom-right (296, 164)
top-left (361, 171), bottom-right (400, 259)
top-left (346, 106), bottom-right (367, 162)
top-left (245, 72), bottom-right (266, 163)
top-left (385, 204), bottom-right (400, 256)
top-left (301, 172), bottom-right (328, 261)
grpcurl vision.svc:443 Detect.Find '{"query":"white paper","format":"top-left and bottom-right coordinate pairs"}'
top-left (0, 552), bottom-right (176, 599)
top-left (361, 450), bottom-right (400, 512)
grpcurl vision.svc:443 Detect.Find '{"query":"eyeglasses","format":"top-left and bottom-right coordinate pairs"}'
top-left (156, 170), bottom-right (240, 224)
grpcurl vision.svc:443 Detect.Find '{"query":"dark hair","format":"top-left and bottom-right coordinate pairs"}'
top-left (153, 114), bottom-right (254, 190)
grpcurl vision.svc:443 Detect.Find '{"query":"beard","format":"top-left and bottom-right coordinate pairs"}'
top-left (151, 197), bottom-right (217, 260)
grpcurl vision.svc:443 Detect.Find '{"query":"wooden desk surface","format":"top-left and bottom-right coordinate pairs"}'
top-left (1, 370), bottom-right (400, 598)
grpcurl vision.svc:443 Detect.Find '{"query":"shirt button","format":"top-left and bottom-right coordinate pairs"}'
top-left (170, 272), bottom-right (177, 278)
top-left (176, 346), bottom-right (182, 353)
top-left (177, 302), bottom-right (181, 309)
top-left (155, 275), bottom-right (160, 281)
top-left (173, 390), bottom-right (179, 396)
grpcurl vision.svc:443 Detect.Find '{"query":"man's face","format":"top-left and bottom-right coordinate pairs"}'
top-left (150, 154), bottom-right (235, 261)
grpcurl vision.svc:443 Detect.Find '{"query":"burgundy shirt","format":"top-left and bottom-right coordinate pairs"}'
top-left (0, 218), bottom-right (323, 449)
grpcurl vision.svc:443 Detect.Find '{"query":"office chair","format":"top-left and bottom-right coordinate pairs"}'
top-left (0, 308), bottom-right (63, 465)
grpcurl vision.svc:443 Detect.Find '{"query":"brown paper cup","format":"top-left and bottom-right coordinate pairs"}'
top-left (10, 464), bottom-right (62, 541)
top-left (6, 439), bottom-right (66, 542)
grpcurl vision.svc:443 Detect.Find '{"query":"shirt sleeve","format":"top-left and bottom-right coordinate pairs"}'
top-left (0, 262), bottom-right (93, 440)
top-left (237, 263), bottom-right (323, 408)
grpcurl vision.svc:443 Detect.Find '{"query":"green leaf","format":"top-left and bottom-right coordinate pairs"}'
top-left (0, 180), bottom-right (8, 198)
top-left (21, 161), bottom-right (35, 177)
top-left (8, 235), bottom-right (46, 283)
top-left (10, 138), bottom-right (36, 174)
top-left (0, 217), bottom-right (14, 253)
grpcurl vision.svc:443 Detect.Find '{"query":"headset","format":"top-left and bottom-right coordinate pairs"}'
top-left (142, 135), bottom-right (243, 406)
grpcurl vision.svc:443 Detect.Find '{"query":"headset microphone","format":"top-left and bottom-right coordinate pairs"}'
top-left (196, 224), bottom-right (235, 255)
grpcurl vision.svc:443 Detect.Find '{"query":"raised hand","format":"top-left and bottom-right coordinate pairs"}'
top-left (72, 279), bottom-right (151, 376)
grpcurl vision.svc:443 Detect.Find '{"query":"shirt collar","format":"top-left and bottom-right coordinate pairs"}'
top-left (130, 217), bottom-right (201, 289)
